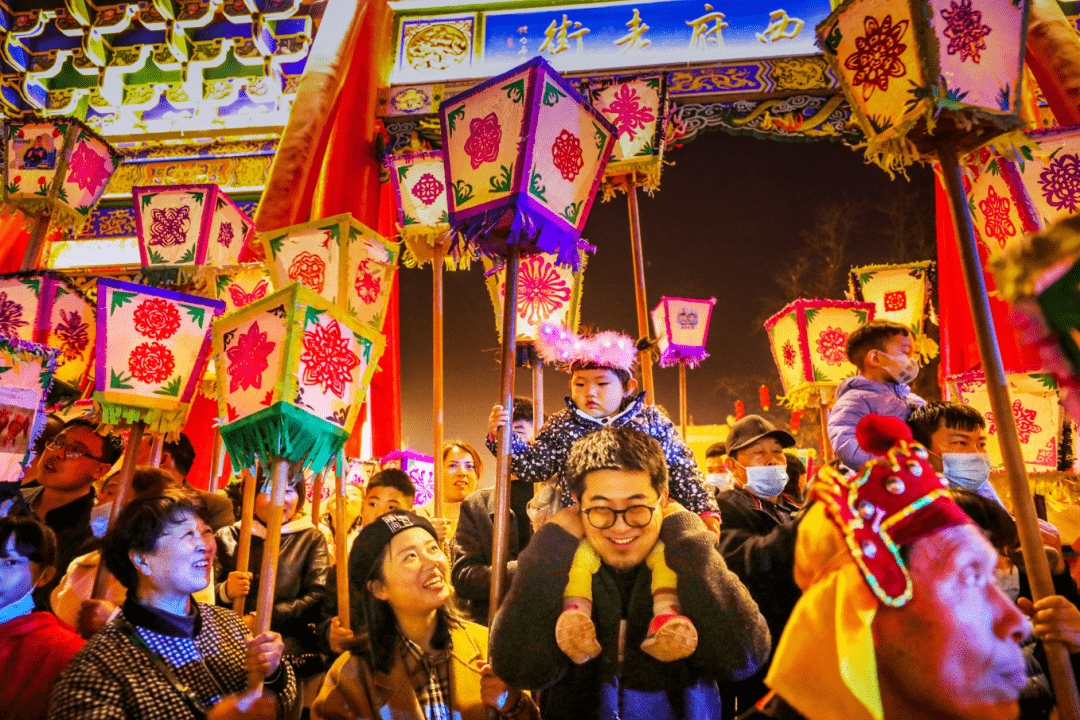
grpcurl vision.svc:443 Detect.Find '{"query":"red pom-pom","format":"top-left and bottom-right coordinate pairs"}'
top-left (855, 415), bottom-right (914, 456)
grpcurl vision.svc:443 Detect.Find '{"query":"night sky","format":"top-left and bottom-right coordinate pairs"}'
top-left (397, 129), bottom-right (936, 486)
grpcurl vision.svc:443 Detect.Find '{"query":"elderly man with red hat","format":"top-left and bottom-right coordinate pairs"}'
top-left (739, 414), bottom-right (1030, 720)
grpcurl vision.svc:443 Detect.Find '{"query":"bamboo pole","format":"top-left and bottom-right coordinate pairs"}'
top-left (818, 400), bottom-right (833, 464)
top-left (91, 422), bottom-right (144, 600)
top-left (209, 431), bottom-right (226, 493)
top-left (334, 464), bottom-right (350, 628)
top-left (488, 243), bottom-right (520, 627)
top-left (432, 242), bottom-right (445, 519)
top-left (626, 179), bottom-right (655, 404)
top-left (532, 357), bottom-right (544, 432)
top-left (679, 360), bottom-right (688, 439)
top-left (939, 143), bottom-right (1080, 720)
top-left (254, 459), bottom-right (289, 629)
top-left (20, 214), bottom-right (50, 271)
top-left (310, 472), bottom-right (324, 529)
top-left (148, 436), bottom-right (164, 468)
top-left (233, 465), bottom-right (258, 616)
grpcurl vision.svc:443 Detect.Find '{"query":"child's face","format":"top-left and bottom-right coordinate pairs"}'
top-left (0, 536), bottom-right (39, 608)
top-left (361, 485), bottom-right (413, 527)
top-left (571, 368), bottom-right (635, 418)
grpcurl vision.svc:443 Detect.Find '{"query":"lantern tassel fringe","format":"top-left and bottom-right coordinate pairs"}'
top-left (218, 402), bottom-right (349, 475)
top-left (96, 402), bottom-right (191, 443)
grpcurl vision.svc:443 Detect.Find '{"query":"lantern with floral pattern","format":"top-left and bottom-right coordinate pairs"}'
top-left (439, 56), bottom-right (617, 268)
top-left (259, 213), bottom-right (399, 333)
top-left (766, 298), bottom-right (876, 409)
top-left (0, 336), bottom-right (56, 490)
top-left (582, 73), bottom-right (668, 197)
top-left (94, 279), bottom-right (225, 438)
top-left (133, 184), bottom-right (254, 269)
top-left (385, 151), bottom-right (473, 270)
top-left (650, 296), bottom-right (717, 369)
top-left (201, 263), bottom-right (275, 314)
top-left (381, 449), bottom-right (436, 507)
top-left (212, 283), bottom-right (386, 473)
top-left (849, 261), bottom-right (938, 360)
top-left (482, 246), bottom-right (588, 344)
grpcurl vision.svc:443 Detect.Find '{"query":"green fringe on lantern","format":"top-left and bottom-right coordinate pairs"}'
top-left (94, 396), bottom-right (192, 442)
top-left (218, 402), bottom-right (350, 475)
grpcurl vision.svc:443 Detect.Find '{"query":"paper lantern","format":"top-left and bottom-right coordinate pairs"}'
top-left (259, 213), bottom-right (399, 333)
top-left (212, 283), bottom-right (386, 472)
top-left (816, 0), bottom-right (1030, 172)
top-left (200, 263), bottom-right (275, 314)
top-left (946, 369), bottom-right (1062, 473)
top-left (583, 73), bottom-right (669, 197)
top-left (94, 279), bottom-right (224, 437)
top-left (848, 261), bottom-right (938, 359)
top-left (765, 298), bottom-right (876, 409)
top-left (385, 151), bottom-right (473, 271)
top-left (2, 115), bottom-right (121, 232)
top-left (0, 271), bottom-right (95, 388)
top-left (482, 246), bottom-right (588, 344)
top-left (439, 56), bottom-right (617, 268)
top-left (133, 184), bottom-right (254, 268)
top-left (0, 336), bottom-right (57, 486)
top-left (650, 296), bottom-right (717, 368)
top-left (381, 449), bottom-right (436, 507)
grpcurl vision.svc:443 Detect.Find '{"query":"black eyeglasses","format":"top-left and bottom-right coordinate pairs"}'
top-left (582, 504), bottom-right (658, 529)
top-left (47, 435), bottom-right (109, 463)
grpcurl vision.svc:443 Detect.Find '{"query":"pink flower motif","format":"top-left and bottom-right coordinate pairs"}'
top-left (1035, 437), bottom-right (1057, 466)
top-left (288, 251), bottom-right (327, 293)
top-left (226, 320), bottom-right (275, 393)
top-left (781, 340), bottom-right (797, 369)
top-left (551, 129), bottom-right (584, 182)
top-left (940, 0), bottom-right (992, 64)
top-left (815, 326), bottom-right (848, 367)
top-left (218, 222), bottom-right (234, 248)
top-left (354, 260), bottom-right (383, 305)
top-left (884, 290), bottom-right (908, 312)
top-left (66, 143), bottom-right (112, 196)
top-left (1038, 153), bottom-right (1080, 214)
top-left (985, 399), bottom-right (1042, 443)
top-left (149, 206), bottom-right (190, 247)
top-left (0, 292), bottom-right (27, 337)
top-left (463, 113), bottom-right (501, 170)
top-left (511, 254), bottom-right (571, 326)
top-left (300, 320), bottom-right (361, 399)
top-left (978, 185), bottom-right (1015, 247)
top-left (411, 172), bottom-right (444, 206)
top-left (603, 84), bottom-right (656, 137)
top-left (54, 309), bottom-right (89, 360)
top-left (128, 342), bottom-right (175, 385)
top-left (133, 298), bottom-right (181, 340)
top-left (228, 279), bottom-right (269, 308)
top-left (844, 15), bottom-right (909, 100)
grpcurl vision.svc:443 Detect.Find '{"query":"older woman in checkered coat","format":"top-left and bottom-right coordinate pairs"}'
top-left (48, 492), bottom-right (297, 719)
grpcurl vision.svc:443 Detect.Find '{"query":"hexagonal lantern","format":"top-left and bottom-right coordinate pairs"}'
top-left (94, 279), bottom-right (225, 437)
top-left (816, 0), bottom-right (1030, 170)
top-left (650, 296), bottom-right (717, 368)
top-left (259, 213), bottom-right (399, 333)
top-left (849, 261), bottom-right (937, 359)
top-left (482, 247), bottom-right (588, 344)
top-left (0, 336), bottom-right (57, 488)
top-left (439, 56), bottom-right (617, 268)
top-left (2, 115), bottom-right (121, 233)
top-left (133, 184), bottom-right (255, 268)
top-left (765, 298), bottom-right (876, 409)
top-left (583, 73), bottom-right (669, 196)
top-left (0, 271), bottom-right (95, 389)
top-left (381, 449), bottom-right (436, 507)
top-left (212, 283), bottom-right (386, 473)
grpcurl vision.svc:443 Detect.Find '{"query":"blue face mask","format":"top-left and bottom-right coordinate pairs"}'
top-left (0, 586), bottom-right (36, 624)
top-left (941, 453), bottom-right (993, 491)
top-left (90, 502), bottom-right (112, 538)
top-left (743, 464), bottom-right (788, 499)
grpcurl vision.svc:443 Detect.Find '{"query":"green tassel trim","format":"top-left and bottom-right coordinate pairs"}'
top-left (219, 402), bottom-right (349, 474)
top-left (95, 396), bottom-right (192, 441)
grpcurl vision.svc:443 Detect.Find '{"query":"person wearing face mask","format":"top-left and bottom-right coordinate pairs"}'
top-left (907, 401), bottom-right (1005, 506)
top-left (715, 415), bottom-right (803, 717)
top-left (827, 320), bottom-right (926, 474)
top-left (0, 516), bottom-right (84, 720)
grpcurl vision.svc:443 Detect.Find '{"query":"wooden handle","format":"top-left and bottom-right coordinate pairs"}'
top-left (233, 465), bottom-right (258, 616)
top-left (310, 473), bottom-right (324, 529)
top-left (433, 243), bottom-right (445, 520)
top-left (334, 465), bottom-right (350, 628)
top-left (679, 360), bottom-right (688, 439)
top-left (91, 422), bottom-right (144, 600)
top-left (254, 459), bottom-right (288, 637)
top-left (626, 181), bottom-right (655, 404)
top-left (148, 436), bottom-right (164, 468)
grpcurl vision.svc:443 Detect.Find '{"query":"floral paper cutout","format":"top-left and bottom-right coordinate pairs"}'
top-left (844, 15), bottom-right (909, 100)
top-left (940, 0), bottom-right (991, 64)
top-left (516, 254), bottom-right (571, 326)
top-left (54, 309), bottom-right (88, 360)
top-left (816, 326), bottom-right (848, 367)
top-left (300, 320), bottom-right (360, 399)
top-left (1038, 153), bottom-right (1080, 214)
top-left (782, 340), bottom-right (797, 369)
top-left (985, 399), bottom-right (1042, 444)
top-left (552, 129), bottom-right (584, 181)
top-left (411, 173), bottom-right (445, 206)
top-left (354, 260), bottom-right (382, 305)
top-left (226, 320), bottom-right (275, 393)
top-left (128, 342), bottom-right (175, 385)
top-left (464, 113), bottom-right (501, 170)
top-left (978, 186), bottom-right (1016, 247)
top-left (218, 222), bottom-right (234, 248)
top-left (603, 84), bottom-right (656, 137)
top-left (883, 290), bottom-right (908, 312)
top-left (149, 206), bottom-right (190, 247)
top-left (133, 298), bottom-right (181, 340)
top-left (66, 143), bottom-right (112, 196)
top-left (0, 292), bottom-right (27, 336)
top-left (288, 251), bottom-right (327, 293)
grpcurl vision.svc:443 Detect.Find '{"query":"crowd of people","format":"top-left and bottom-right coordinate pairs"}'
top-left (1, 319), bottom-right (1079, 720)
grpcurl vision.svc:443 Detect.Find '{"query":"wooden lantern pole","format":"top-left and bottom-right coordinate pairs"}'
top-left (626, 178), bottom-right (655, 405)
top-left (678, 360), bottom-right (688, 439)
top-left (20, 214), bottom-right (51, 271)
top-left (487, 242), bottom-right (520, 626)
top-left (532, 354), bottom-right (544, 432)
top-left (310, 472), bottom-right (324, 528)
top-left (333, 462), bottom-right (350, 628)
top-left (249, 458), bottom-right (289, 689)
top-left (91, 421), bottom-right (145, 599)
top-left (209, 431), bottom-right (227, 493)
top-left (939, 142), bottom-right (1080, 719)
top-left (233, 464), bottom-right (258, 616)
top-left (148, 436), bottom-right (164, 468)
top-left (818, 397), bottom-right (834, 464)
top-left (432, 241), bottom-right (446, 519)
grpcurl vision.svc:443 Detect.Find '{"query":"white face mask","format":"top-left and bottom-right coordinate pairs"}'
top-left (706, 473), bottom-right (733, 493)
top-left (941, 453), bottom-right (993, 491)
top-left (879, 351), bottom-right (919, 386)
top-left (743, 464), bottom-right (788, 499)
top-left (90, 502), bottom-right (112, 538)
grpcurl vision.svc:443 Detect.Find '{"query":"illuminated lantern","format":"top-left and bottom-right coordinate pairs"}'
top-left (259, 213), bottom-right (399, 333)
top-left (765, 299), bottom-right (875, 409)
top-left (583, 73), bottom-right (669, 197)
top-left (2, 115), bottom-right (120, 234)
top-left (0, 336), bottom-right (57, 488)
top-left (385, 151), bottom-right (472, 270)
top-left (212, 283), bottom-right (386, 472)
top-left (848, 261), bottom-right (938, 359)
top-left (439, 56), bottom-right (617, 268)
top-left (94, 279), bottom-right (224, 437)
top-left (202, 263), bottom-right (275, 314)
top-left (483, 247), bottom-right (588, 343)
top-left (650, 296), bottom-right (716, 368)
top-left (760, 385), bottom-right (772, 412)
top-left (0, 271), bottom-right (95, 388)
top-left (381, 449), bottom-right (436, 507)
top-left (816, 0), bottom-right (1030, 172)
top-left (133, 184), bottom-right (254, 268)
top-left (946, 370), bottom-right (1061, 473)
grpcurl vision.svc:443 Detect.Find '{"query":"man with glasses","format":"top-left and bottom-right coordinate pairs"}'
top-left (11, 418), bottom-right (123, 609)
top-left (490, 425), bottom-right (769, 720)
